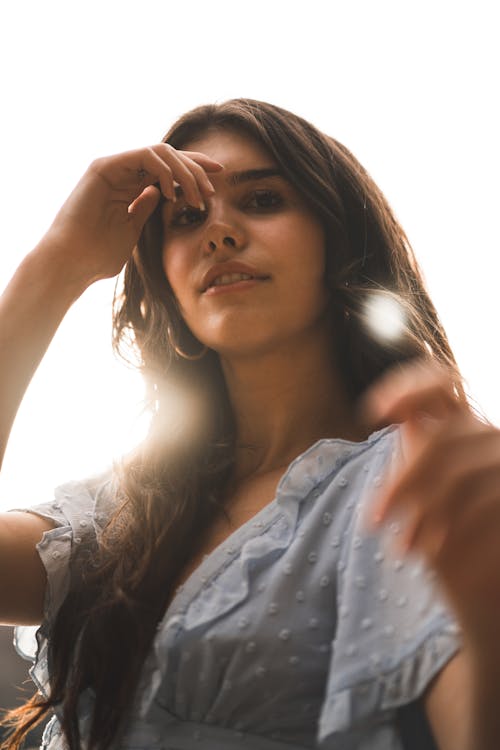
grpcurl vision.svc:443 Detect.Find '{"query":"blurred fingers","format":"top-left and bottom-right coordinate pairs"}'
top-left (371, 421), bottom-right (500, 549)
top-left (362, 359), bottom-right (461, 428)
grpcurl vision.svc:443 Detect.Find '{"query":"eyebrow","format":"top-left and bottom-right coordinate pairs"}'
top-left (226, 167), bottom-right (284, 186)
top-left (173, 167), bottom-right (285, 199)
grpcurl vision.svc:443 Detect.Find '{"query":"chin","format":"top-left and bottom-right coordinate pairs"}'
top-left (196, 317), bottom-right (277, 357)
top-left (209, 335), bottom-right (287, 360)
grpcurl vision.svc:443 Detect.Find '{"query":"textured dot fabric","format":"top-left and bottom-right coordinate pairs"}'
top-left (14, 426), bottom-right (460, 749)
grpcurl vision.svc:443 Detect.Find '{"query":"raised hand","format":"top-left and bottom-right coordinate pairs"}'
top-left (0, 145), bottom-right (223, 468)
top-left (363, 361), bottom-right (500, 645)
top-left (42, 144), bottom-right (223, 288)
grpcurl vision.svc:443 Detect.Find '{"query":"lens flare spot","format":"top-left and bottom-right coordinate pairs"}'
top-left (362, 292), bottom-right (407, 343)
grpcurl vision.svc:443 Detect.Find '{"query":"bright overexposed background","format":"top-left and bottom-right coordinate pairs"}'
top-left (0, 0), bottom-right (498, 510)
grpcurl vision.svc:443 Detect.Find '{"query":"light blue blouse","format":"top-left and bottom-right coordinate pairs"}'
top-left (15, 426), bottom-right (460, 749)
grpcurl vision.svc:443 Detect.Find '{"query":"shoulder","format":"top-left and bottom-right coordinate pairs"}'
top-left (15, 471), bottom-right (119, 532)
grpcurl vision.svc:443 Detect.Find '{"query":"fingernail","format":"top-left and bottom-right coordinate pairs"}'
top-left (199, 200), bottom-right (206, 211)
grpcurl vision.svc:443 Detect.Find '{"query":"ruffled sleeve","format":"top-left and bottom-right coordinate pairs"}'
top-left (13, 476), bottom-right (114, 698)
top-left (317, 453), bottom-right (461, 748)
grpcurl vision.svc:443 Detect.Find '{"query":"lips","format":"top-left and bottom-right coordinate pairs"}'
top-left (201, 262), bottom-right (269, 293)
top-left (211, 272), bottom-right (255, 287)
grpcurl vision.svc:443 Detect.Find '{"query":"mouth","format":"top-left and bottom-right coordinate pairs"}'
top-left (201, 264), bottom-right (269, 293)
top-left (208, 272), bottom-right (258, 289)
top-left (203, 273), bottom-right (270, 296)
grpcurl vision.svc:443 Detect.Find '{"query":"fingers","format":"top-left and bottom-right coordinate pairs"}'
top-left (407, 464), bottom-right (500, 565)
top-left (376, 422), bottom-right (500, 550)
top-left (362, 359), bottom-right (468, 530)
top-left (362, 359), bottom-right (461, 428)
top-left (369, 416), bottom-right (500, 587)
top-left (151, 145), bottom-right (224, 206)
top-left (90, 144), bottom-right (224, 212)
top-left (371, 414), bottom-right (478, 518)
top-left (361, 358), bottom-right (500, 644)
top-left (150, 145), bottom-right (221, 208)
top-left (362, 358), bottom-right (490, 550)
top-left (127, 185), bottom-right (162, 233)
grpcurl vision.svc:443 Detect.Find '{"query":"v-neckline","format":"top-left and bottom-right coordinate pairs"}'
top-left (156, 427), bottom-right (394, 627)
top-left (161, 491), bottom-right (284, 623)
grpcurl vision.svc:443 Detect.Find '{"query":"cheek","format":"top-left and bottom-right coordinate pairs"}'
top-left (289, 217), bottom-right (327, 281)
top-left (272, 212), bottom-right (324, 252)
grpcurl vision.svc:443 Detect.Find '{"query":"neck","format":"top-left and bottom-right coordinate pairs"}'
top-left (219, 330), bottom-right (366, 480)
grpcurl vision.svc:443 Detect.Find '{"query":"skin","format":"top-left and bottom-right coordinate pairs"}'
top-left (161, 129), bottom-right (330, 358)
top-left (162, 129), bottom-right (363, 476)
top-left (0, 131), bottom-right (500, 747)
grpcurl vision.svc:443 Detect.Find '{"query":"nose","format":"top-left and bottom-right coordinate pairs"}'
top-left (207, 236), bottom-right (237, 252)
top-left (201, 206), bottom-right (246, 255)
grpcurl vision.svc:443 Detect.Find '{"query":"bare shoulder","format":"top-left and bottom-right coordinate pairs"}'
top-left (424, 649), bottom-right (471, 750)
top-left (0, 511), bottom-right (57, 626)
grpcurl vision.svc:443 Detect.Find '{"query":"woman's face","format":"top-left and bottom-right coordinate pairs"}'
top-left (161, 129), bottom-right (330, 357)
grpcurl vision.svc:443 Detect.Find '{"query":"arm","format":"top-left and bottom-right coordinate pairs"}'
top-left (364, 362), bottom-right (500, 750)
top-left (0, 512), bottom-right (56, 625)
top-left (0, 144), bottom-right (221, 468)
top-left (0, 240), bottom-right (89, 468)
top-left (425, 647), bottom-right (500, 750)
top-left (0, 143), bottom-right (222, 624)
top-left (424, 650), bottom-right (471, 750)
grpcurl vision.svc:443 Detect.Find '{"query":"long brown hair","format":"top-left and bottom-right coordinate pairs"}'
top-left (1, 99), bottom-right (464, 750)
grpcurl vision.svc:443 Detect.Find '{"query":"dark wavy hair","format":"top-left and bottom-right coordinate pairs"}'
top-left (1, 99), bottom-right (465, 750)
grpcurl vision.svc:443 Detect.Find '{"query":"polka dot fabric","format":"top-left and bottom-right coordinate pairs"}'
top-left (14, 426), bottom-right (460, 749)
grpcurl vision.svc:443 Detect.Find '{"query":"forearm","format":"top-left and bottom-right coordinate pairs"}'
top-left (467, 643), bottom-right (500, 750)
top-left (0, 142), bottom-right (212, 467)
top-left (0, 239), bottom-right (88, 467)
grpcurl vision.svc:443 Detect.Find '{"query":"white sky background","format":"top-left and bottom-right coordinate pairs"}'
top-left (0, 0), bottom-right (498, 510)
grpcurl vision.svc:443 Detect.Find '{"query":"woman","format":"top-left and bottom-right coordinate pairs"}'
top-left (1, 99), bottom-right (500, 750)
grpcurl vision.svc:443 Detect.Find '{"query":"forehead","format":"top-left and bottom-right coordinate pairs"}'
top-left (182, 128), bottom-right (276, 170)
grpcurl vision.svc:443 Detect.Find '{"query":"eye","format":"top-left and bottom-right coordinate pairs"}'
top-left (170, 206), bottom-right (206, 228)
top-left (246, 189), bottom-right (283, 210)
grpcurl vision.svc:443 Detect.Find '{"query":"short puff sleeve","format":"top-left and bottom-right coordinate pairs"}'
top-left (13, 476), bottom-right (114, 698)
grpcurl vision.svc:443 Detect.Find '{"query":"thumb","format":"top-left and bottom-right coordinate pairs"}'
top-left (128, 185), bottom-right (161, 233)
